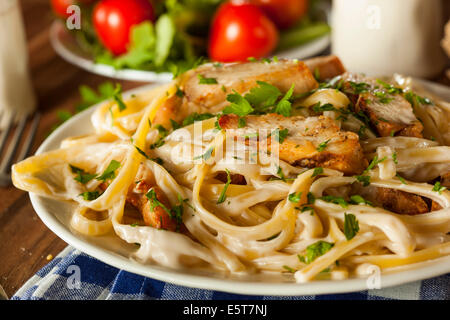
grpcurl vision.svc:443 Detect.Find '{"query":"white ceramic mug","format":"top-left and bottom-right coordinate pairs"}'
top-left (0, 0), bottom-right (36, 128)
top-left (331, 0), bottom-right (447, 78)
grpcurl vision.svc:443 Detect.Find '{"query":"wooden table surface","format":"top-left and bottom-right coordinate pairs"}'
top-left (0, 0), bottom-right (449, 299)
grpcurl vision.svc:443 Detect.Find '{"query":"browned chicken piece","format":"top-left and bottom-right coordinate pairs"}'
top-left (218, 113), bottom-right (368, 175)
top-left (441, 172), bottom-right (450, 188)
top-left (341, 73), bottom-right (424, 138)
top-left (375, 187), bottom-right (429, 215)
top-left (125, 164), bottom-right (177, 231)
top-left (303, 55), bottom-right (346, 81)
top-left (152, 94), bottom-right (184, 128)
top-left (181, 59), bottom-right (318, 111)
top-left (127, 181), bottom-right (178, 231)
top-left (215, 171), bottom-right (247, 185)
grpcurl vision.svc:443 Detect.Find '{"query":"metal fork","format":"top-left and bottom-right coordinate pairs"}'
top-left (0, 111), bottom-right (40, 187)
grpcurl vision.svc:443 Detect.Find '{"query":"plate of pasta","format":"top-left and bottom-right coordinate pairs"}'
top-left (12, 55), bottom-right (450, 295)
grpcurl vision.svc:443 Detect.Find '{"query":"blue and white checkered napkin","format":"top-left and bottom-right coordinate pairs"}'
top-left (12, 246), bottom-right (449, 300)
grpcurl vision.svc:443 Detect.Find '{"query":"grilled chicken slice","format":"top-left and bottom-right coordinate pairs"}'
top-left (375, 187), bottom-right (429, 215)
top-left (218, 113), bottom-right (368, 175)
top-left (181, 59), bottom-right (318, 111)
top-left (341, 73), bottom-right (423, 138)
top-left (304, 55), bottom-right (346, 81)
top-left (126, 164), bottom-right (178, 231)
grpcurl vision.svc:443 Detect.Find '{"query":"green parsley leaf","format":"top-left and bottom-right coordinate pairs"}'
top-left (355, 175), bottom-right (371, 186)
top-left (134, 145), bottom-right (149, 159)
top-left (299, 240), bottom-right (334, 264)
top-left (194, 146), bottom-right (214, 161)
top-left (320, 195), bottom-right (349, 208)
top-left (271, 128), bottom-right (289, 143)
top-left (350, 195), bottom-right (373, 206)
top-left (112, 84), bottom-right (127, 112)
top-left (307, 192), bottom-right (316, 204)
top-left (70, 165), bottom-right (97, 184)
top-left (311, 167), bottom-right (324, 177)
top-left (288, 192), bottom-right (302, 203)
top-left (392, 152), bottom-right (398, 164)
top-left (96, 160), bottom-right (121, 182)
top-left (396, 173), bottom-right (407, 184)
top-left (198, 74), bottom-right (218, 85)
top-left (217, 169), bottom-right (232, 204)
top-left (344, 213), bottom-right (360, 240)
top-left (223, 91), bottom-right (254, 117)
top-left (244, 81), bottom-right (281, 111)
top-left (274, 84), bottom-right (295, 117)
top-left (317, 139), bottom-right (330, 152)
top-left (79, 191), bottom-right (101, 201)
top-left (145, 188), bottom-right (172, 218)
top-left (282, 265), bottom-right (296, 273)
top-left (182, 112), bottom-right (215, 127)
top-left (432, 181), bottom-right (447, 194)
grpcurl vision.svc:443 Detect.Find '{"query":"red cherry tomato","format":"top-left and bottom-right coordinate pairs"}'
top-left (208, 1), bottom-right (279, 62)
top-left (93, 0), bottom-right (155, 56)
top-left (50, 0), bottom-right (75, 18)
top-left (251, 0), bottom-right (308, 29)
top-left (50, 0), bottom-right (96, 18)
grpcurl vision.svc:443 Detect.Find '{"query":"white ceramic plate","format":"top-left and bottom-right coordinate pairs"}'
top-left (29, 81), bottom-right (450, 296)
top-left (49, 21), bottom-right (331, 83)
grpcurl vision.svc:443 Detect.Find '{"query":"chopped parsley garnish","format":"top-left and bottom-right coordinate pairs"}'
top-left (376, 79), bottom-right (403, 94)
top-left (222, 91), bottom-right (254, 117)
top-left (70, 165), bottom-right (97, 184)
top-left (170, 119), bottom-right (181, 130)
top-left (355, 175), bottom-right (371, 186)
top-left (298, 241), bottom-right (334, 264)
top-left (145, 188), bottom-right (172, 218)
top-left (194, 146), bottom-right (214, 161)
top-left (320, 195), bottom-right (348, 208)
top-left (150, 124), bottom-right (169, 149)
top-left (274, 84), bottom-right (295, 117)
top-left (313, 68), bottom-right (320, 81)
top-left (311, 167), bottom-right (324, 177)
top-left (348, 81), bottom-right (370, 94)
top-left (197, 74), bottom-right (218, 85)
top-left (238, 117), bottom-right (246, 128)
top-left (245, 81), bottom-right (281, 111)
top-left (432, 181), bottom-right (447, 194)
top-left (79, 191), bottom-right (101, 201)
top-left (96, 160), bottom-right (121, 182)
top-left (175, 86), bottom-right (184, 97)
top-left (134, 145), bottom-right (149, 159)
top-left (282, 265), bottom-right (296, 273)
top-left (182, 112), bottom-right (215, 127)
top-left (112, 84), bottom-right (127, 112)
top-left (404, 91), bottom-right (433, 106)
top-left (217, 169), bottom-right (231, 204)
top-left (344, 212), bottom-right (359, 240)
top-left (366, 155), bottom-right (387, 171)
top-left (307, 192), bottom-right (316, 204)
top-left (311, 102), bottom-right (337, 113)
top-left (300, 206), bottom-right (315, 215)
top-left (288, 191), bottom-right (302, 203)
top-left (392, 152), bottom-right (398, 164)
top-left (317, 139), bottom-right (330, 152)
top-left (151, 157), bottom-right (164, 165)
top-left (396, 173), bottom-right (407, 184)
top-left (271, 128), bottom-right (289, 143)
top-left (350, 195), bottom-right (373, 206)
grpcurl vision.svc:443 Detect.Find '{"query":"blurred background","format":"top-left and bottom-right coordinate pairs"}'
top-left (0, 0), bottom-right (449, 298)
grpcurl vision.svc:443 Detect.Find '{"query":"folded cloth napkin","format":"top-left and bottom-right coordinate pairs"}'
top-left (12, 246), bottom-right (449, 300)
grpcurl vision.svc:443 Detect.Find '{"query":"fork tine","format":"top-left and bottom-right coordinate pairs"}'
top-left (0, 111), bottom-right (16, 156)
top-left (0, 114), bottom-right (28, 173)
top-left (15, 112), bottom-right (40, 163)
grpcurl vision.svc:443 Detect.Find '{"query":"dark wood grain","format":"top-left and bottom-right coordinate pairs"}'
top-left (0, 0), bottom-right (449, 299)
